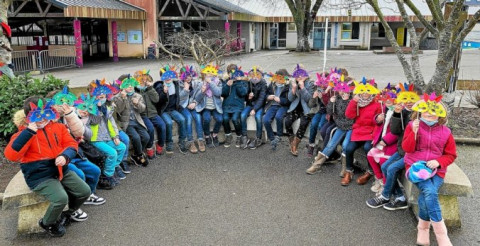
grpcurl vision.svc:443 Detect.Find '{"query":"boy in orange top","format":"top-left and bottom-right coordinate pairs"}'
top-left (4, 97), bottom-right (91, 237)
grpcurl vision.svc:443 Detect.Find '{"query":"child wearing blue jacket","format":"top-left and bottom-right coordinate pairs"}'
top-left (241, 67), bottom-right (267, 149)
top-left (222, 64), bottom-right (248, 148)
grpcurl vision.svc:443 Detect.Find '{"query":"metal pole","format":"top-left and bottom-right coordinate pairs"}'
top-left (322, 18), bottom-right (329, 73)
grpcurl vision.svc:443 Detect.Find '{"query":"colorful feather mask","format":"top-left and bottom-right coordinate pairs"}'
top-left (74, 94), bottom-right (99, 116)
top-left (248, 66), bottom-right (263, 79)
top-left (292, 64), bottom-right (309, 79)
top-left (375, 83), bottom-right (398, 105)
top-left (201, 64), bottom-right (219, 76)
top-left (315, 73), bottom-right (330, 88)
top-left (26, 99), bottom-right (59, 123)
top-left (396, 83), bottom-right (420, 104)
top-left (230, 67), bottom-right (245, 80)
top-left (333, 80), bottom-right (353, 93)
top-left (353, 77), bottom-right (380, 95)
top-left (134, 69), bottom-right (151, 85)
top-left (90, 79), bottom-right (119, 100)
top-left (120, 77), bottom-right (140, 89)
top-left (160, 65), bottom-right (178, 81)
top-left (412, 93), bottom-right (446, 117)
top-left (180, 66), bottom-right (198, 80)
top-left (268, 72), bottom-right (289, 85)
top-left (52, 86), bottom-right (77, 106)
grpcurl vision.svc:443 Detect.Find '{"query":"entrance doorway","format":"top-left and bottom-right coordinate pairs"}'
top-left (270, 23), bottom-right (286, 49)
top-left (313, 22), bottom-right (331, 50)
top-left (81, 19), bottom-right (109, 61)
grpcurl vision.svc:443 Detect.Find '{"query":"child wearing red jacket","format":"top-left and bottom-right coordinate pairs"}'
top-left (403, 94), bottom-right (456, 246)
top-left (4, 97), bottom-right (91, 237)
top-left (341, 78), bottom-right (381, 186)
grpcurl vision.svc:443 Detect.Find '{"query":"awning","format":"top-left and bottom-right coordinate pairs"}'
top-left (49, 0), bottom-right (146, 20)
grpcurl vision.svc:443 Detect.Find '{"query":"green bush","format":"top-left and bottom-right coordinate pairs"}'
top-left (0, 74), bottom-right (69, 139)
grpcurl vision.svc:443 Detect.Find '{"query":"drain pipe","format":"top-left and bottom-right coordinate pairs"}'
top-left (142, 19), bottom-right (146, 59)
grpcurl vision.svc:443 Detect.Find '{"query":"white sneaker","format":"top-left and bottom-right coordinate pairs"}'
top-left (370, 178), bottom-right (384, 193)
top-left (84, 193), bottom-right (106, 206)
top-left (70, 208), bottom-right (88, 222)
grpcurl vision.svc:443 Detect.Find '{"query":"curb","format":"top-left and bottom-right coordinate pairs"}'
top-left (455, 138), bottom-right (480, 146)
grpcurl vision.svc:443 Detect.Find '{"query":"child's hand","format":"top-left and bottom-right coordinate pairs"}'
top-left (146, 81), bottom-right (153, 87)
top-left (248, 92), bottom-right (254, 100)
top-left (274, 96), bottom-right (280, 103)
top-left (394, 104), bottom-right (403, 113)
top-left (353, 94), bottom-right (360, 102)
top-left (201, 84), bottom-right (207, 93)
top-left (114, 138), bottom-right (121, 146)
top-left (121, 90), bottom-right (127, 98)
top-left (330, 96), bottom-right (336, 103)
top-left (187, 103), bottom-right (196, 110)
top-left (376, 113), bottom-right (385, 123)
top-left (184, 81), bottom-right (190, 91)
top-left (412, 119), bottom-right (420, 135)
top-left (250, 109), bottom-right (255, 116)
top-left (426, 160), bottom-right (440, 169)
top-left (297, 80), bottom-right (305, 89)
top-left (27, 122), bottom-right (38, 132)
top-left (378, 140), bottom-right (386, 147)
top-left (313, 91), bottom-right (319, 98)
top-left (267, 95), bottom-right (275, 101)
top-left (61, 104), bottom-right (73, 115)
top-left (132, 97), bottom-right (139, 105)
top-left (55, 156), bottom-right (67, 166)
top-left (163, 85), bottom-right (168, 93)
top-left (227, 80), bottom-right (234, 86)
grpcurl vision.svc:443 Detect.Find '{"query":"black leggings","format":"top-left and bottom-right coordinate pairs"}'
top-left (285, 105), bottom-right (313, 139)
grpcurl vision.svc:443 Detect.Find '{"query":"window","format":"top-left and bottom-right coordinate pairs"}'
top-left (371, 23), bottom-right (385, 38)
top-left (287, 23), bottom-right (296, 31)
top-left (341, 22), bottom-right (360, 40)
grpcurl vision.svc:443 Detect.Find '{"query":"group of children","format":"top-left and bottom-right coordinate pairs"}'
top-left (4, 63), bottom-right (456, 246)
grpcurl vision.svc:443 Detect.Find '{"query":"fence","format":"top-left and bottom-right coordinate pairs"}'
top-left (11, 47), bottom-right (76, 74)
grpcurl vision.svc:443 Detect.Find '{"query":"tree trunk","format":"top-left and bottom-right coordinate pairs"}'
top-left (0, 0), bottom-right (13, 78)
top-left (295, 20), bottom-right (311, 52)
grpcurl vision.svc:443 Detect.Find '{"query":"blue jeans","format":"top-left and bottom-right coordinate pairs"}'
top-left (92, 141), bottom-right (126, 177)
top-left (180, 107), bottom-right (204, 141)
top-left (241, 106), bottom-right (264, 138)
top-left (118, 130), bottom-right (129, 160)
top-left (320, 121), bottom-right (336, 143)
top-left (162, 110), bottom-right (187, 143)
top-left (149, 115), bottom-right (166, 147)
top-left (341, 130), bottom-right (352, 153)
top-left (126, 120), bottom-right (150, 155)
top-left (345, 140), bottom-right (373, 172)
top-left (69, 158), bottom-right (101, 193)
top-left (415, 175), bottom-right (444, 222)
top-left (321, 128), bottom-right (348, 158)
top-left (202, 109), bottom-right (223, 135)
top-left (142, 116), bottom-right (155, 149)
top-left (223, 111), bottom-right (242, 136)
top-left (263, 105), bottom-right (288, 141)
top-left (309, 113), bottom-right (327, 144)
top-left (381, 152), bottom-right (404, 199)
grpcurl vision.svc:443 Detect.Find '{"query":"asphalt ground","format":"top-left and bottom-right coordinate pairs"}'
top-left (1, 140), bottom-right (478, 246)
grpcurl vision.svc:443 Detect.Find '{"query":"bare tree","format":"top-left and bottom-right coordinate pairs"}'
top-left (0, 0), bottom-right (13, 78)
top-left (154, 29), bottom-right (242, 67)
top-left (285, 0), bottom-right (324, 52)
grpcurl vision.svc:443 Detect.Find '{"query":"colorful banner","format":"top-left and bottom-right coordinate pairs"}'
top-left (73, 19), bottom-right (83, 68)
top-left (112, 21), bottom-right (119, 62)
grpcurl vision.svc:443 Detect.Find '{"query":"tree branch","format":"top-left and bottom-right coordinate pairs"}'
top-left (404, 0), bottom-right (438, 36)
top-left (446, 8), bottom-right (480, 60)
top-left (426, 0), bottom-right (445, 30)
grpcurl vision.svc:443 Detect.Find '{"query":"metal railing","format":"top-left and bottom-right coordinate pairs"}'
top-left (11, 47), bottom-right (76, 74)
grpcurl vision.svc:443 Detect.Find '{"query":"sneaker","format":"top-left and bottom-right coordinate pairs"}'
top-left (212, 135), bottom-right (220, 147)
top-left (97, 176), bottom-right (114, 190)
top-left (371, 178), bottom-right (384, 193)
top-left (120, 160), bottom-right (131, 174)
top-left (270, 136), bottom-right (280, 150)
top-left (307, 144), bottom-right (315, 157)
top-left (240, 136), bottom-right (249, 149)
top-left (188, 141), bottom-right (198, 154)
top-left (115, 166), bottom-right (126, 180)
top-left (366, 195), bottom-right (390, 208)
top-left (131, 154), bottom-right (148, 166)
top-left (179, 140), bottom-right (188, 154)
top-left (197, 139), bottom-right (206, 152)
top-left (224, 134), bottom-right (233, 148)
top-left (156, 143), bottom-right (164, 155)
top-left (383, 198), bottom-right (408, 211)
top-left (84, 193), bottom-right (106, 206)
top-left (111, 174), bottom-right (120, 186)
top-left (146, 147), bottom-right (155, 159)
top-left (235, 136), bottom-right (241, 148)
top-left (248, 138), bottom-right (262, 149)
top-left (70, 208), bottom-right (88, 222)
top-left (39, 219), bottom-right (66, 237)
top-left (166, 142), bottom-right (174, 155)
top-left (205, 136), bottom-right (214, 148)
top-left (59, 211), bottom-right (72, 227)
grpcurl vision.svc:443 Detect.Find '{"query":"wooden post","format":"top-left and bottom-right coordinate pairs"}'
top-left (73, 19), bottom-right (83, 68)
top-left (237, 22), bottom-right (241, 50)
top-left (112, 21), bottom-right (119, 62)
top-left (225, 21), bottom-right (230, 55)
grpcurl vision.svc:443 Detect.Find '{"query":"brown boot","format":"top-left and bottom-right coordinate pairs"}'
top-left (290, 136), bottom-right (301, 156)
top-left (356, 171), bottom-right (373, 185)
top-left (339, 154), bottom-right (346, 177)
top-left (341, 171), bottom-right (353, 186)
top-left (288, 135), bottom-right (295, 147)
top-left (307, 153), bottom-right (326, 174)
top-left (197, 140), bottom-right (206, 153)
top-left (188, 141), bottom-right (198, 154)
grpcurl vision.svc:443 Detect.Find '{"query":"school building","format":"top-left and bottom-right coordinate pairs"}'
top-left (7, 0), bottom-right (480, 71)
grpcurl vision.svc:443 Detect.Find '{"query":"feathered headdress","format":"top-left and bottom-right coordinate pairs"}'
top-left (180, 66), bottom-right (198, 80)
top-left (333, 80), bottom-right (353, 93)
top-left (374, 83), bottom-right (398, 105)
top-left (248, 66), bottom-right (263, 79)
top-left (395, 83), bottom-right (420, 104)
top-left (315, 73), bottom-right (329, 88)
top-left (230, 67), bottom-right (245, 79)
top-left (160, 65), bottom-right (178, 81)
top-left (26, 99), bottom-right (59, 123)
top-left (412, 93), bottom-right (446, 117)
top-left (52, 86), bottom-right (77, 106)
top-left (328, 67), bottom-right (341, 81)
top-left (268, 72), bottom-right (289, 85)
top-left (120, 77), bottom-right (140, 89)
top-left (201, 64), bottom-right (219, 75)
top-left (74, 94), bottom-right (99, 116)
top-left (90, 79), bottom-right (119, 99)
top-left (353, 77), bottom-right (380, 95)
top-left (133, 69), bottom-right (150, 84)
top-left (292, 64), bottom-right (309, 79)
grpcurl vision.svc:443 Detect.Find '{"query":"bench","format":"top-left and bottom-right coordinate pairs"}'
top-left (353, 149), bottom-right (474, 229)
top-left (2, 171), bottom-right (48, 234)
